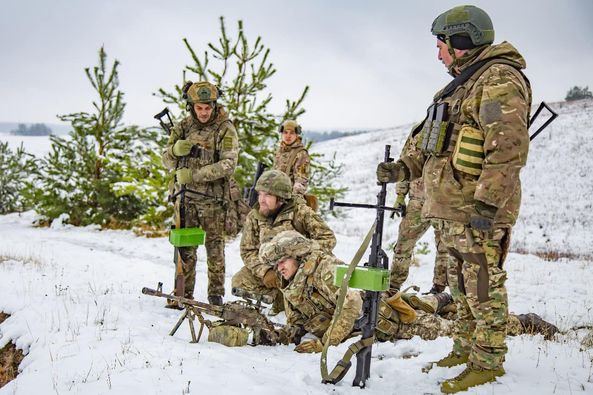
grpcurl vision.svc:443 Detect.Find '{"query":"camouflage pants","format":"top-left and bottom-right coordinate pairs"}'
top-left (437, 220), bottom-right (510, 370)
top-left (390, 199), bottom-right (449, 290)
top-left (231, 266), bottom-right (280, 301)
top-left (375, 302), bottom-right (522, 343)
top-left (376, 303), bottom-right (454, 342)
top-left (176, 200), bottom-right (226, 298)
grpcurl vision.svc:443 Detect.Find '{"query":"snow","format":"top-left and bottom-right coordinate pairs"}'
top-left (1, 99), bottom-right (593, 394)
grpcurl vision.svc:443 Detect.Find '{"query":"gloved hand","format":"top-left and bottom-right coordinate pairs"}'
top-left (376, 161), bottom-right (401, 184)
top-left (294, 339), bottom-right (323, 353)
top-left (263, 269), bottom-right (280, 289)
top-left (275, 325), bottom-right (303, 345)
top-left (469, 200), bottom-right (497, 231)
top-left (173, 139), bottom-right (193, 157)
top-left (176, 168), bottom-right (193, 185)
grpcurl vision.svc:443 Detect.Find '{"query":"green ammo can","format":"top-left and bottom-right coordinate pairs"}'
top-left (169, 227), bottom-right (206, 247)
top-left (334, 264), bottom-right (390, 292)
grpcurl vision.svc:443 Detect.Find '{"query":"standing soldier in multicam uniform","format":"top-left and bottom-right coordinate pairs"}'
top-left (377, 5), bottom-right (533, 392)
top-left (273, 120), bottom-right (310, 197)
top-left (231, 170), bottom-right (335, 314)
top-left (389, 135), bottom-right (449, 294)
top-left (162, 81), bottom-right (239, 306)
top-left (258, 231), bottom-right (557, 353)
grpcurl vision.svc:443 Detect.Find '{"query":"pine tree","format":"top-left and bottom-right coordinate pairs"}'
top-left (30, 47), bottom-right (160, 226)
top-left (565, 86), bottom-right (593, 101)
top-left (0, 142), bottom-right (37, 214)
top-left (156, 17), bottom-right (346, 209)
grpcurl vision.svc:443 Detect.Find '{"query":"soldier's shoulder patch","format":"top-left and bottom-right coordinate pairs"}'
top-left (223, 136), bottom-right (234, 150)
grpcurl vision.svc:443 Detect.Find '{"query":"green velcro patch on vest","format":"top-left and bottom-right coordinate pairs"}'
top-left (453, 125), bottom-right (484, 176)
top-left (223, 136), bottom-right (233, 150)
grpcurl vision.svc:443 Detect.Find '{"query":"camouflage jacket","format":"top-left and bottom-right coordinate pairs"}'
top-left (399, 42), bottom-right (532, 226)
top-left (162, 106), bottom-right (239, 201)
top-left (395, 132), bottom-right (424, 200)
top-left (240, 199), bottom-right (336, 279)
top-left (282, 249), bottom-right (363, 346)
top-left (273, 139), bottom-right (310, 195)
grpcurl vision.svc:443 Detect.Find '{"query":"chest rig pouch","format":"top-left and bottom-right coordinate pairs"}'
top-left (416, 102), bottom-right (452, 155)
top-left (415, 57), bottom-right (528, 160)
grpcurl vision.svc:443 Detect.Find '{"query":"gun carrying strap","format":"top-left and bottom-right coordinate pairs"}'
top-left (435, 57), bottom-right (528, 102)
top-left (320, 222), bottom-right (376, 384)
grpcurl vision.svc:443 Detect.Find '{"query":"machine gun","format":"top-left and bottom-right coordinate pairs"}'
top-left (322, 145), bottom-right (400, 388)
top-left (244, 162), bottom-right (267, 207)
top-left (142, 283), bottom-right (281, 346)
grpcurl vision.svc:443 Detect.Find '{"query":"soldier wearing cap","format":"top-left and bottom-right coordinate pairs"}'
top-left (162, 81), bottom-right (239, 306)
top-left (376, 5), bottom-right (532, 392)
top-left (231, 169), bottom-right (335, 313)
top-left (273, 120), bottom-right (310, 196)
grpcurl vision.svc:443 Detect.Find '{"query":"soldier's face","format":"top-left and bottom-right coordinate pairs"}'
top-left (258, 191), bottom-right (283, 216)
top-left (281, 129), bottom-right (298, 145)
top-left (437, 39), bottom-right (454, 68)
top-left (277, 257), bottom-right (298, 280)
top-left (193, 102), bottom-right (214, 123)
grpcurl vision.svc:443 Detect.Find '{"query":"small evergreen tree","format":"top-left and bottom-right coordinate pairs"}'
top-left (30, 47), bottom-right (161, 226)
top-left (565, 86), bottom-right (593, 101)
top-left (156, 17), bottom-right (346, 209)
top-left (0, 142), bottom-right (37, 214)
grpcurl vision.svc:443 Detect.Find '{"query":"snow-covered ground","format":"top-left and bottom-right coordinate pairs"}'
top-left (1, 99), bottom-right (592, 394)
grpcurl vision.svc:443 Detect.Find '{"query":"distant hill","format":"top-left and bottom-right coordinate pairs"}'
top-left (304, 126), bottom-right (406, 143)
top-left (0, 122), bottom-right (70, 135)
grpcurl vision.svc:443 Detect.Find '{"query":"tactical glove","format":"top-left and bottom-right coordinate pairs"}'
top-left (172, 139), bottom-right (193, 157)
top-left (390, 193), bottom-right (407, 219)
top-left (469, 200), bottom-right (497, 231)
top-left (263, 269), bottom-right (280, 289)
top-left (376, 161), bottom-right (402, 184)
top-left (275, 325), bottom-right (305, 345)
top-left (176, 168), bottom-right (193, 185)
top-left (294, 339), bottom-right (323, 353)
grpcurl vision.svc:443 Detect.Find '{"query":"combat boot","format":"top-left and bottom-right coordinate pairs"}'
top-left (424, 283), bottom-right (446, 295)
top-left (440, 364), bottom-right (505, 393)
top-left (517, 313), bottom-right (559, 340)
top-left (406, 292), bottom-right (452, 314)
top-left (208, 295), bottom-right (223, 306)
top-left (422, 350), bottom-right (469, 373)
top-left (436, 351), bottom-right (469, 368)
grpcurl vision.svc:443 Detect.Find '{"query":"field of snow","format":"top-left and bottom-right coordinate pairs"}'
top-left (1, 99), bottom-right (592, 394)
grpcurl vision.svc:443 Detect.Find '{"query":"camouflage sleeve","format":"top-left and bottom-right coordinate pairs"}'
top-left (239, 211), bottom-right (269, 279)
top-left (316, 257), bottom-right (362, 345)
top-left (294, 204), bottom-right (336, 252)
top-left (194, 122), bottom-right (239, 182)
top-left (398, 130), bottom-right (426, 181)
top-left (285, 299), bottom-right (307, 329)
top-left (473, 65), bottom-right (530, 208)
top-left (161, 124), bottom-right (184, 170)
top-left (292, 150), bottom-right (310, 195)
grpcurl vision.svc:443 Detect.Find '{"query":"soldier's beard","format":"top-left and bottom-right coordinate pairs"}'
top-left (259, 202), bottom-right (283, 218)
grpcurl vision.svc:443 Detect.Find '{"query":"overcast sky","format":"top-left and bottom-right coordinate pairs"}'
top-left (1, 0), bottom-right (592, 130)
